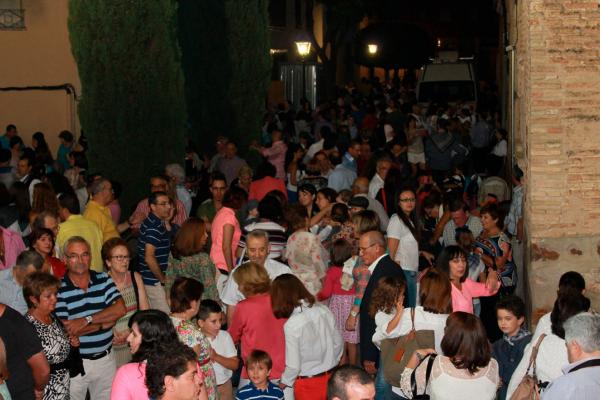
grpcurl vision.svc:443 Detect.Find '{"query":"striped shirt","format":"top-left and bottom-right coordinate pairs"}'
top-left (55, 271), bottom-right (122, 356)
top-left (235, 381), bottom-right (284, 400)
top-left (137, 213), bottom-right (177, 285)
top-left (238, 221), bottom-right (288, 260)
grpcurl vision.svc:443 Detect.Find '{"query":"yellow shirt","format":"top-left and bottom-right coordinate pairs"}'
top-left (83, 200), bottom-right (120, 244)
top-left (56, 214), bottom-right (105, 272)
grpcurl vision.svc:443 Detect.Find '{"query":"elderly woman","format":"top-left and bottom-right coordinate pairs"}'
top-left (102, 238), bottom-right (149, 368)
top-left (30, 228), bottom-right (66, 278)
top-left (166, 218), bottom-right (219, 303)
top-left (23, 271), bottom-right (72, 400)
top-left (271, 274), bottom-right (343, 400)
top-left (228, 262), bottom-right (286, 391)
top-left (400, 312), bottom-right (500, 400)
top-left (284, 204), bottom-right (328, 296)
top-left (474, 203), bottom-right (515, 341)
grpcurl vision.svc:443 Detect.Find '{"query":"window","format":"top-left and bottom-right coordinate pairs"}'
top-left (269, 0), bottom-right (287, 28)
top-left (295, 0), bottom-right (302, 29)
top-left (0, 0), bottom-right (24, 30)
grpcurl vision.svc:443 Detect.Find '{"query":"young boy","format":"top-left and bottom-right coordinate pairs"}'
top-left (492, 295), bottom-right (532, 400)
top-left (198, 300), bottom-right (239, 400)
top-left (235, 350), bottom-right (284, 400)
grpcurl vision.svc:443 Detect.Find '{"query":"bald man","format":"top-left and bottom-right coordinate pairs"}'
top-left (356, 231), bottom-right (406, 380)
top-left (351, 177), bottom-right (389, 230)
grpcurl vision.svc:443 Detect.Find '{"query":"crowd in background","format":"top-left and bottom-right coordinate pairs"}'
top-left (0, 77), bottom-right (599, 400)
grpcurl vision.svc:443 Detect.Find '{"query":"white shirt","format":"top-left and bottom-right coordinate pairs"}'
top-left (491, 140), bottom-right (507, 157)
top-left (176, 186), bottom-right (192, 217)
top-left (209, 330), bottom-right (237, 385)
top-left (372, 307), bottom-right (448, 354)
top-left (356, 194), bottom-right (389, 231)
top-left (506, 333), bottom-right (569, 399)
top-left (531, 312), bottom-right (551, 342)
top-left (369, 173), bottom-right (385, 199)
top-left (303, 139), bottom-right (324, 164)
top-left (220, 259), bottom-right (289, 306)
top-left (368, 254), bottom-right (388, 274)
top-left (280, 302), bottom-right (343, 387)
top-left (387, 214), bottom-right (419, 272)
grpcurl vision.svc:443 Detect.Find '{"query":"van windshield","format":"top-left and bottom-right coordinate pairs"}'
top-left (417, 81), bottom-right (476, 103)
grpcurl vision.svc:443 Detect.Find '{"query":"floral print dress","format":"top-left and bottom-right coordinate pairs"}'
top-left (170, 316), bottom-right (217, 400)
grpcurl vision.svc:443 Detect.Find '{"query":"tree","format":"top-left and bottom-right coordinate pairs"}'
top-left (178, 0), bottom-right (271, 150)
top-left (69, 0), bottom-right (187, 211)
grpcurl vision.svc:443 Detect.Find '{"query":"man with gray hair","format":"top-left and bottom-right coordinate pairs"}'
top-left (165, 163), bottom-right (192, 216)
top-left (542, 312), bottom-right (600, 399)
top-left (327, 365), bottom-right (375, 400)
top-left (220, 229), bottom-right (289, 325)
top-left (83, 178), bottom-right (129, 242)
top-left (0, 250), bottom-right (44, 314)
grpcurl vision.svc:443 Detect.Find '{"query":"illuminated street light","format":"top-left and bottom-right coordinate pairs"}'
top-left (295, 34), bottom-right (312, 101)
top-left (367, 43), bottom-right (378, 55)
top-left (295, 40), bottom-right (311, 57)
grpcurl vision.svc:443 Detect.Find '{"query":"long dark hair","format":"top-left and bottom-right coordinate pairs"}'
top-left (128, 310), bottom-right (179, 362)
top-left (395, 187), bottom-right (420, 242)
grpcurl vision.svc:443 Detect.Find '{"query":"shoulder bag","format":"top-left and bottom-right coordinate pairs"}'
top-left (510, 333), bottom-right (546, 400)
top-left (380, 308), bottom-right (435, 385)
top-left (410, 353), bottom-right (437, 399)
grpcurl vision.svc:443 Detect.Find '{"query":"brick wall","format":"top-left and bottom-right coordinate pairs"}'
top-left (510, 0), bottom-right (600, 319)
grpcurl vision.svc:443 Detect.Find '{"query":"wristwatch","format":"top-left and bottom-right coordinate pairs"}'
top-left (85, 315), bottom-right (93, 325)
top-left (350, 310), bottom-right (359, 317)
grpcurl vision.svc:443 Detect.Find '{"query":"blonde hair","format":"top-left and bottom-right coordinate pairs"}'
top-left (233, 261), bottom-right (270, 296)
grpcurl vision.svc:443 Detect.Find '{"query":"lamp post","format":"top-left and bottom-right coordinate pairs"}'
top-left (367, 43), bottom-right (378, 79)
top-left (295, 37), bottom-right (311, 100)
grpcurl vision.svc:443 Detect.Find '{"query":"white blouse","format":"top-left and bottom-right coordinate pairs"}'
top-left (401, 355), bottom-right (499, 400)
top-left (387, 214), bottom-right (419, 272)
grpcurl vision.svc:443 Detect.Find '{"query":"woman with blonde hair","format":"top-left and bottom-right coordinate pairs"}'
top-left (228, 262), bottom-right (286, 392)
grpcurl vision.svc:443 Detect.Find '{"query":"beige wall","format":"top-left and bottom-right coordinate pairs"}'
top-left (0, 0), bottom-right (80, 153)
top-left (509, 0), bottom-right (600, 321)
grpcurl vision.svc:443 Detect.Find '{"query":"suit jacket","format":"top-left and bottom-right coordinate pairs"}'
top-left (359, 254), bottom-right (406, 365)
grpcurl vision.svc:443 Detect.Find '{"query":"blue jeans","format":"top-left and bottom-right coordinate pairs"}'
top-left (403, 270), bottom-right (417, 308)
top-left (375, 354), bottom-right (391, 400)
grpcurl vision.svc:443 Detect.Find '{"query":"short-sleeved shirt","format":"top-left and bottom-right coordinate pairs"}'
top-left (83, 200), bottom-right (119, 243)
top-left (220, 259), bottom-right (290, 306)
top-left (235, 381), bottom-right (284, 400)
top-left (137, 213), bottom-right (176, 285)
top-left (209, 330), bottom-right (237, 385)
top-left (387, 214), bottom-right (419, 272)
top-left (0, 305), bottom-right (44, 400)
top-left (0, 267), bottom-right (27, 314)
top-left (55, 271), bottom-right (122, 356)
top-left (210, 207), bottom-right (241, 272)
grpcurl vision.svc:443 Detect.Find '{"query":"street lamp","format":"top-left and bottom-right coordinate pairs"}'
top-left (295, 35), bottom-right (312, 101)
top-left (367, 43), bottom-right (378, 55)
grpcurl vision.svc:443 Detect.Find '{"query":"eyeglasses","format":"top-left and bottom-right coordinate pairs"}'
top-left (67, 252), bottom-right (91, 261)
top-left (155, 202), bottom-right (172, 207)
top-left (399, 198), bottom-right (416, 203)
top-left (358, 243), bottom-right (377, 253)
top-left (111, 255), bottom-right (130, 261)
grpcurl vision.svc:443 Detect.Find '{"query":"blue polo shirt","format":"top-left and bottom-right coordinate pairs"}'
top-left (235, 381), bottom-right (284, 400)
top-left (137, 212), bottom-right (177, 285)
top-left (55, 271), bottom-right (121, 356)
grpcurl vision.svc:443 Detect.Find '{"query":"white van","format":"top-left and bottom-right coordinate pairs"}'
top-left (416, 52), bottom-right (477, 106)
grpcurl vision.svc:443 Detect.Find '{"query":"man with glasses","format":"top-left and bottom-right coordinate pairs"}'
top-left (356, 231), bottom-right (406, 397)
top-left (56, 236), bottom-right (126, 400)
top-left (84, 178), bottom-right (129, 242)
top-left (129, 174), bottom-right (188, 231)
top-left (196, 172), bottom-right (228, 228)
top-left (0, 250), bottom-right (44, 314)
top-left (136, 191), bottom-right (178, 313)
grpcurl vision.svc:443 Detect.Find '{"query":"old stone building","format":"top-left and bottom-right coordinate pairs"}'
top-left (505, 0), bottom-right (600, 319)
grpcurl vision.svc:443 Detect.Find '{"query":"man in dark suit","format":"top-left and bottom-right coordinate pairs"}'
top-left (358, 230), bottom-right (406, 377)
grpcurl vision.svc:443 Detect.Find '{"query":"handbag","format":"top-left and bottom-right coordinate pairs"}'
top-left (380, 308), bottom-right (435, 385)
top-left (410, 353), bottom-right (437, 400)
top-left (54, 314), bottom-right (86, 378)
top-left (509, 334), bottom-right (546, 400)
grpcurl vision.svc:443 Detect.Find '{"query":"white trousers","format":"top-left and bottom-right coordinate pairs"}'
top-left (70, 350), bottom-right (116, 400)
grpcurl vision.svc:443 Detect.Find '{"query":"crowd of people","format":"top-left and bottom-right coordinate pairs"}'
top-left (0, 78), bottom-right (599, 400)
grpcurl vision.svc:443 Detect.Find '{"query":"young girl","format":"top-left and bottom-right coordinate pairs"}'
top-left (317, 239), bottom-right (358, 365)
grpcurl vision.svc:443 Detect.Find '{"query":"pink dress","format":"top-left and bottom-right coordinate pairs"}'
top-left (210, 207), bottom-right (241, 272)
top-left (450, 278), bottom-right (499, 314)
top-left (318, 266), bottom-right (359, 344)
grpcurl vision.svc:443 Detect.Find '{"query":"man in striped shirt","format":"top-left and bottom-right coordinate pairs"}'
top-left (55, 236), bottom-right (126, 400)
top-left (136, 191), bottom-right (178, 314)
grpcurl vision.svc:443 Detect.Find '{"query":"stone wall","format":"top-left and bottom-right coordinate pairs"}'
top-left (510, 0), bottom-right (600, 321)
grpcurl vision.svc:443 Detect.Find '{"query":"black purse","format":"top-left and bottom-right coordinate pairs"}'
top-left (411, 354), bottom-right (437, 400)
top-left (54, 314), bottom-right (85, 378)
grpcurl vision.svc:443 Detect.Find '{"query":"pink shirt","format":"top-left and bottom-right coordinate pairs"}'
top-left (228, 293), bottom-right (286, 379)
top-left (0, 227), bottom-right (26, 270)
top-left (261, 140), bottom-right (287, 180)
top-left (450, 278), bottom-right (499, 314)
top-left (210, 207), bottom-right (241, 272)
top-left (248, 176), bottom-right (287, 201)
top-left (111, 362), bottom-right (147, 400)
top-left (130, 197), bottom-right (187, 230)
top-left (317, 266), bottom-right (354, 301)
